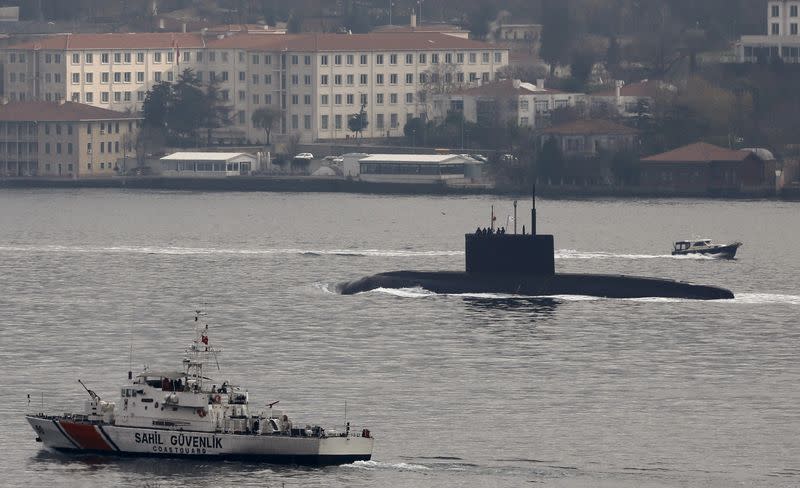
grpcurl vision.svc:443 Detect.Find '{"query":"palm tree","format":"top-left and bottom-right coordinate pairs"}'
top-left (251, 107), bottom-right (281, 146)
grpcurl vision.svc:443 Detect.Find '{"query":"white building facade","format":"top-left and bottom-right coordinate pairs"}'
top-left (737, 0), bottom-right (800, 62)
top-left (3, 32), bottom-right (508, 143)
top-left (432, 79), bottom-right (585, 129)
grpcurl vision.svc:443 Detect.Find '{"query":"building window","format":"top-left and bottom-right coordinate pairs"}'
top-left (72, 73), bottom-right (80, 84)
top-left (154, 52), bottom-right (162, 63)
top-left (264, 74), bottom-right (272, 84)
top-left (406, 53), bottom-right (413, 64)
top-left (405, 73), bottom-right (413, 84)
top-left (360, 74), bottom-right (368, 84)
top-left (85, 53), bottom-right (93, 64)
top-left (772, 5), bottom-right (780, 17)
top-left (292, 114), bottom-right (298, 129)
top-left (72, 53), bottom-right (79, 64)
top-left (239, 90), bottom-right (246, 101)
top-left (346, 94), bottom-right (354, 104)
top-left (376, 74), bottom-right (384, 84)
top-left (335, 94), bottom-right (342, 105)
top-left (305, 75), bottom-right (312, 85)
top-left (793, 23), bottom-right (799, 35)
top-left (406, 93), bottom-right (413, 104)
top-left (390, 54), bottom-right (398, 65)
top-left (321, 115), bottom-right (328, 129)
top-left (376, 54), bottom-right (384, 65)
top-left (482, 52), bottom-right (490, 63)
top-left (376, 93), bottom-right (384, 104)
top-left (793, 5), bottom-right (799, 16)
top-left (292, 94), bottom-right (299, 105)
top-left (321, 75), bottom-right (328, 85)
top-left (360, 93), bottom-right (368, 105)
top-left (346, 74), bottom-right (354, 85)
top-left (469, 52), bottom-right (476, 63)
top-left (431, 53), bottom-right (439, 64)
top-left (101, 53), bottom-right (109, 64)
top-left (102, 91), bottom-right (109, 102)
top-left (445, 53), bottom-right (453, 63)
top-left (221, 71), bottom-right (229, 81)
top-left (376, 114), bottom-right (384, 129)
top-left (304, 94), bottom-right (311, 105)
top-left (346, 54), bottom-right (354, 65)
top-left (495, 52), bottom-right (502, 63)
top-left (136, 52), bottom-right (144, 63)
top-left (114, 52), bottom-right (122, 63)
top-left (292, 74), bottom-right (299, 85)
top-left (137, 72), bottom-right (144, 82)
top-left (335, 115), bottom-right (342, 129)
top-left (457, 53), bottom-right (464, 63)
top-left (772, 23), bottom-right (780, 35)
top-left (335, 54), bottom-right (342, 65)
top-left (334, 74), bottom-right (342, 85)
top-left (321, 94), bottom-right (329, 105)
top-left (304, 115), bottom-right (311, 129)
top-left (113, 92), bottom-right (121, 102)
top-left (390, 74), bottom-right (398, 84)
top-left (85, 92), bottom-right (94, 103)
top-left (419, 53), bottom-right (427, 64)
top-left (390, 113), bottom-right (398, 128)
top-left (360, 54), bottom-right (368, 65)
top-left (321, 55), bottom-right (328, 65)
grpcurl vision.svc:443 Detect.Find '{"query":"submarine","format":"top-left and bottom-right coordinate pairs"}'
top-left (337, 189), bottom-right (735, 300)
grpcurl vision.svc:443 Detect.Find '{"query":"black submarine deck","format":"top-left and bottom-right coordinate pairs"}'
top-left (336, 270), bottom-right (734, 300)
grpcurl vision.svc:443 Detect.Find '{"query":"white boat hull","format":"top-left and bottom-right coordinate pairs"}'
top-left (27, 415), bottom-right (373, 465)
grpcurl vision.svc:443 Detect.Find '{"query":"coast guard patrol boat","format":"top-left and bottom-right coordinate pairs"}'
top-left (25, 312), bottom-right (373, 465)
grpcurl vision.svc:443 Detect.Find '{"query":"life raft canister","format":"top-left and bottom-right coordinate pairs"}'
top-left (361, 428), bottom-right (370, 438)
top-left (197, 408), bottom-right (206, 417)
top-left (214, 394), bottom-right (222, 404)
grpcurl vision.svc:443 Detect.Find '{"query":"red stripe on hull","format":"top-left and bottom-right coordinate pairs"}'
top-left (58, 421), bottom-right (113, 451)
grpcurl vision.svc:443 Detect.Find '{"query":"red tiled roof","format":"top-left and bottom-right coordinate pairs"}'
top-left (0, 101), bottom-right (140, 122)
top-left (455, 79), bottom-right (564, 96)
top-left (540, 119), bottom-right (638, 135)
top-left (593, 79), bottom-right (667, 98)
top-left (372, 24), bottom-right (465, 33)
top-left (206, 32), bottom-right (498, 51)
top-left (641, 142), bottom-right (753, 163)
top-left (6, 31), bottom-right (498, 53)
top-left (6, 32), bottom-right (205, 50)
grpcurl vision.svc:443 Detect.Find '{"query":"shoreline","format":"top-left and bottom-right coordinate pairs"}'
top-left (0, 176), bottom-right (795, 199)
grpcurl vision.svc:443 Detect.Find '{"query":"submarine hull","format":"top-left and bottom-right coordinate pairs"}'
top-left (336, 271), bottom-right (734, 300)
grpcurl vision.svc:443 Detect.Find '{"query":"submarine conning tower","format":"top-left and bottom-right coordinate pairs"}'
top-left (465, 186), bottom-right (555, 275)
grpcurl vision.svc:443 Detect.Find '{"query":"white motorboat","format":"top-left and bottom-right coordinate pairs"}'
top-left (26, 312), bottom-right (373, 465)
top-left (672, 239), bottom-right (742, 259)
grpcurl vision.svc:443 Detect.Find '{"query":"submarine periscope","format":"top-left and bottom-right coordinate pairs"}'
top-left (337, 188), bottom-right (734, 300)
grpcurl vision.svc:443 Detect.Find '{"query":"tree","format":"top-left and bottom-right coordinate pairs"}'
top-left (348, 112), bottom-right (369, 138)
top-left (569, 51), bottom-right (595, 90)
top-left (540, 0), bottom-right (572, 76)
top-left (168, 69), bottom-right (206, 145)
top-left (287, 11), bottom-right (303, 33)
top-left (202, 79), bottom-right (232, 145)
top-left (404, 117), bottom-right (426, 146)
top-left (142, 81), bottom-right (172, 129)
top-left (606, 35), bottom-right (620, 74)
top-left (251, 106), bottom-right (281, 145)
top-left (466, 2), bottom-right (497, 40)
top-left (536, 137), bottom-right (564, 182)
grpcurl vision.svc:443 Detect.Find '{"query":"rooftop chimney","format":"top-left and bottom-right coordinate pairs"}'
top-left (158, 18), bottom-right (165, 30)
top-left (615, 80), bottom-right (624, 99)
top-left (410, 12), bottom-right (417, 28)
top-left (536, 78), bottom-right (545, 90)
top-left (513, 79), bottom-right (521, 89)
top-left (181, 22), bottom-right (187, 33)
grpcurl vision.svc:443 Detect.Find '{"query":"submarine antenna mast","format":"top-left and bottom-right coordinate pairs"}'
top-left (513, 200), bottom-right (518, 234)
top-left (531, 184), bottom-right (537, 236)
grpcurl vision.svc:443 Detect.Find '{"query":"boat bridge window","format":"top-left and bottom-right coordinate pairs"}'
top-left (693, 242), bottom-right (706, 247)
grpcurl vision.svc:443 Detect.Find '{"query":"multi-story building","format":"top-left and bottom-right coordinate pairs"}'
top-left (3, 32), bottom-right (508, 143)
top-left (737, 0), bottom-right (800, 62)
top-left (432, 79), bottom-right (585, 129)
top-left (0, 100), bottom-right (140, 177)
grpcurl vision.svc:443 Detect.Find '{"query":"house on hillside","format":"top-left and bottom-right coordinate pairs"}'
top-left (432, 79), bottom-right (585, 129)
top-left (538, 119), bottom-right (639, 157)
top-left (589, 80), bottom-right (673, 118)
top-left (639, 142), bottom-right (776, 196)
top-left (737, 0), bottom-right (800, 62)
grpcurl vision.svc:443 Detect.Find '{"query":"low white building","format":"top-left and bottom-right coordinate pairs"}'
top-left (589, 80), bottom-right (673, 117)
top-left (159, 152), bottom-right (258, 177)
top-left (432, 79), bottom-right (585, 129)
top-left (356, 153), bottom-right (482, 184)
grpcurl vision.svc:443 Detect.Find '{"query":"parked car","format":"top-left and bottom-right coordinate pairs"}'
top-left (293, 152), bottom-right (314, 160)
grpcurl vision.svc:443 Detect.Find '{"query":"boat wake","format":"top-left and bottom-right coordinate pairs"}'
top-left (359, 288), bottom-right (800, 305)
top-left (556, 249), bottom-right (716, 260)
top-left (0, 244), bottom-right (461, 258)
top-left (345, 460), bottom-right (431, 471)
